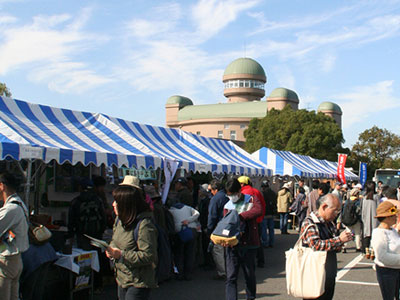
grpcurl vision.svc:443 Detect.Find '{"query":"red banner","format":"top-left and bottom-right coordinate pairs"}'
top-left (337, 154), bottom-right (347, 184)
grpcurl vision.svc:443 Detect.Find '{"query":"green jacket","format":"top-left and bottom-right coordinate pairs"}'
top-left (110, 211), bottom-right (158, 289)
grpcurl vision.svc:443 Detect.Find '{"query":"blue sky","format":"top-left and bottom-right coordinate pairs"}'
top-left (1, 0), bottom-right (399, 149)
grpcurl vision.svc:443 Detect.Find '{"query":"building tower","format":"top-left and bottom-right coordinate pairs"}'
top-left (165, 95), bottom-right (193, 127)
top-left (267, 87), bottom-right (299, 111)
top-left (223, 58), bottom-right (267, 103)
top-left (317, 101), bottom-right (342, 129)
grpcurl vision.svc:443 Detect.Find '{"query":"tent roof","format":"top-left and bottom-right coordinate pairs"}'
top-left (0, 96), bottom-right (271, 176)
top-left (252, 147), bottom-right (358, 180)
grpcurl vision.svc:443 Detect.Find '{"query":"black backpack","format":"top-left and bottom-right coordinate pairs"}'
top-left (77, 192), bottom-right (104, 236)
top-left (162, 206), bottom-right (176, 236)
top-left (341, 200), bottom-right (360, 226)
top-left (134, 218), bottom-right (173, 284)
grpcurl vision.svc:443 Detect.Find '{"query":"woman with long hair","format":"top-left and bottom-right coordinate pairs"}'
top-left (106, 185), bottom-right (158, 300)
top-left (361, 181), bottom-right (379, 259)
top-left (371, 201), bottom-right (400, 300)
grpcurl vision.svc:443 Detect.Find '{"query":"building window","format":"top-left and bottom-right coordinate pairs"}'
top-left (218, 130), bottom-right (223, 138)
top-left (240, 124), bottom-right (246, 129)
top-left (224, 124), bottom-right (229, 129)
top-left (230, 130), bottom-right (236, 140)
top-left (196, 131), bottom-right (201, 135)
top-left (224, 80), bottom-right (264, 90)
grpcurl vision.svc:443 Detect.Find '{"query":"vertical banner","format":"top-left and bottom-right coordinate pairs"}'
top-left (337, 154), bottom-right (347, 184)
top-left (359, 162), bottom-right (367, 188)
top-left (161, 158), bottom-right (179, 204)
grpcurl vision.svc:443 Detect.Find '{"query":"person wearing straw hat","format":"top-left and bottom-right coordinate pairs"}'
top-left (371, 200), bottom-right (400, 300)
top-left (120, 175), bottom-right (141, 189)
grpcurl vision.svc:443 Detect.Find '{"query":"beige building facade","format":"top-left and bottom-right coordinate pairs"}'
top-left (166, 57), bottom-right (342, 142)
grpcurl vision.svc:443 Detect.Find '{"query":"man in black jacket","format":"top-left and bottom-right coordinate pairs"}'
top-left (207, 179), bottom-right (229, 280)
top-left (261, 180), bottom-right (277, 247)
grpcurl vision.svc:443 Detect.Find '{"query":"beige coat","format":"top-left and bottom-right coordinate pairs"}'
top-left (277, 189), bottom-right (293, 213)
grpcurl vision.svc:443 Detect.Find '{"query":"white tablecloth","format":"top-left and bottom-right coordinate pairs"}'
top-left (55, 248), bottom-right (99, 274)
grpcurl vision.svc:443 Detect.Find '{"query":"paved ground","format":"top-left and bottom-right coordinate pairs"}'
top-left (95, 229), bottom-right (382, 300)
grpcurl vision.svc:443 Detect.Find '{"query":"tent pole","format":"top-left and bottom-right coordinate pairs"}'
top-left (24, 159), bottom-right (33, 206)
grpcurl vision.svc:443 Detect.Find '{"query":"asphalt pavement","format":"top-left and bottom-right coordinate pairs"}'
top-left (95, 229), bottom-right (382, 300)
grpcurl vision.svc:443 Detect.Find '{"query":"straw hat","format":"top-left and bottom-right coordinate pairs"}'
top-left (375, 201), bottom-right (398, 218)
top-left (119, 175), bottom-right (141, 189)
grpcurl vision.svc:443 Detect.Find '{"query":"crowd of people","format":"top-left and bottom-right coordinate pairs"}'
top-left (3, 168), bottom-right (400, 300)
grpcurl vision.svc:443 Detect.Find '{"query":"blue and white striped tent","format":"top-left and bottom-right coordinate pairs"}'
top-left (252, 147), bottom-right (333, 178)
top-left (0, 96), bottom-right (271, 176)
top-left (252, 147), bottom-right (358, 180)
top-left (320, 159), bottom-right (358, 181)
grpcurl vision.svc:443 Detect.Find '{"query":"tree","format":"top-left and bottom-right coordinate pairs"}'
top-left (0, 82), bottom-right (11, 97)
top-left (245, 105), bottom-right (347, 161)
top-left (348, 126), bottom-right (400, 174)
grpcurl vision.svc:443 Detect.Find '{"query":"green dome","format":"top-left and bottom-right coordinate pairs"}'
top-left (318, 101), bottom-right (342, 114)
top-left (268, 87), bottom-right (299, 102)
top-left (166, 95), bottom-right (193, 107)
top-left (224, 58), bottom-right (266, 77)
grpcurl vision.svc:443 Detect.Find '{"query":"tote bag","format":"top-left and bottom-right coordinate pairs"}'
top-left (285, 224), bottom-right (327, 298)
top-left (178, 225), bottom-right (194, 243)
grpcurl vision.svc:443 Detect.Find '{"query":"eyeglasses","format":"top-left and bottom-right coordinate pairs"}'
top-left (328, 206), bottom-right (341, 214)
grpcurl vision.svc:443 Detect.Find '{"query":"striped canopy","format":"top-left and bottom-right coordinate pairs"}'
top-left (0, 96), bottom-right (271, 176)
top-left (252, 147), bottom-right (358, 180)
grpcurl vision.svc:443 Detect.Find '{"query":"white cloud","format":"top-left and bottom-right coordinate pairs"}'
top-left (270, 65), bottom-right (296, 91)
top-left (332, 80), bottom-right (400, 128)
top-left (125, 3), bottom-right (181, 39)
top-left (116, 41), bottom-right (220, 97)
top-left (248, 5), bottom-right (357, 36)
top-left (246, 6), bottom-right (400, 67)
top-left (0, 8), bottom-right (112, 93)
top-left (320, 53), bottom-right (336, 72)
top-left (0, 14), bottom-right (17, 24)
top-left (192, 0), bottom-right (259, 40)
top-left (29, 62), bottom-right (113, 94)
top-left (118, 0), bottom-right (259, 97)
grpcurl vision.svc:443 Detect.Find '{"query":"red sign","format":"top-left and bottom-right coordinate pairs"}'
top-left (337, 154), bottom-right (347, 184)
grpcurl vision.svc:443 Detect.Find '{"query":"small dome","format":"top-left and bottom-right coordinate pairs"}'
top-left (166, 95), bottom-right (193, 107)
top-left (224, 58), bottom-right (266, 78)
top-left (318, 101), bottom-right (342, 114)
top-left (268, 87), bottom-right (299, 102)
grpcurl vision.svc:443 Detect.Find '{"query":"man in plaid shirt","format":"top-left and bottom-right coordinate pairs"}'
top-left (301, 194), bottom-right (353, 300)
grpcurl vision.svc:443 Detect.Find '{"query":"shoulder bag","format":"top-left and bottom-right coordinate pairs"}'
top-left (285, 224), bottom-right (327, 298)
top-left (11, 201), bottom-right (52, 245)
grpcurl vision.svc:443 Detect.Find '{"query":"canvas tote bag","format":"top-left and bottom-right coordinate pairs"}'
top-left (285, 224), bottom-right (327, 298)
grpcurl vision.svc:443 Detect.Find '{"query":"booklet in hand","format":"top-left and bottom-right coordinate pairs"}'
top-left (83, 234), bottom-right (109, 251)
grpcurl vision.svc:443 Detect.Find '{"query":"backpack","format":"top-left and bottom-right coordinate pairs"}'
top-left (341, 200), bottom-right (360, 226)
top-left (77, 192), bottom-right (104, 236)
top-left (134, 218), bottom-right (173, 284)
top-left (210, 209), bottom-right (242, 247)
top-left (162, 206), bottom-right (176, 236)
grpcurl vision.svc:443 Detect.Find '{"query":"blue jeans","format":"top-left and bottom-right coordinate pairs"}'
top-left (279, 213), bottom-right (289, 233)
top-left (118, 286), bottom-right (151, 300)
top-left (225, 247), bottom-right (257, 300)
top-left (265, 216), bottom-right (275, 246)
top-left (376, 265), bottom-right (400, 300)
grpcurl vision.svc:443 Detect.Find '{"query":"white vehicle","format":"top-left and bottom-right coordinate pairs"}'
top-left (373, 168), bottom-right (400, 188)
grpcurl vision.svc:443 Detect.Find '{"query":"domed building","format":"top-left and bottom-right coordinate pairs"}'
top-left (223, 58), bottom-right (266, 103)
top-left (267, 87), bottom-right (299, 111)
top-left (317, 101), bottom-right (343, 128)
top-left (165, 57), bottom-right (342, 143)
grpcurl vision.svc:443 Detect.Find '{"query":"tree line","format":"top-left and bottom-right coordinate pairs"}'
top-left (244, 105), bottom-right (400, 178)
